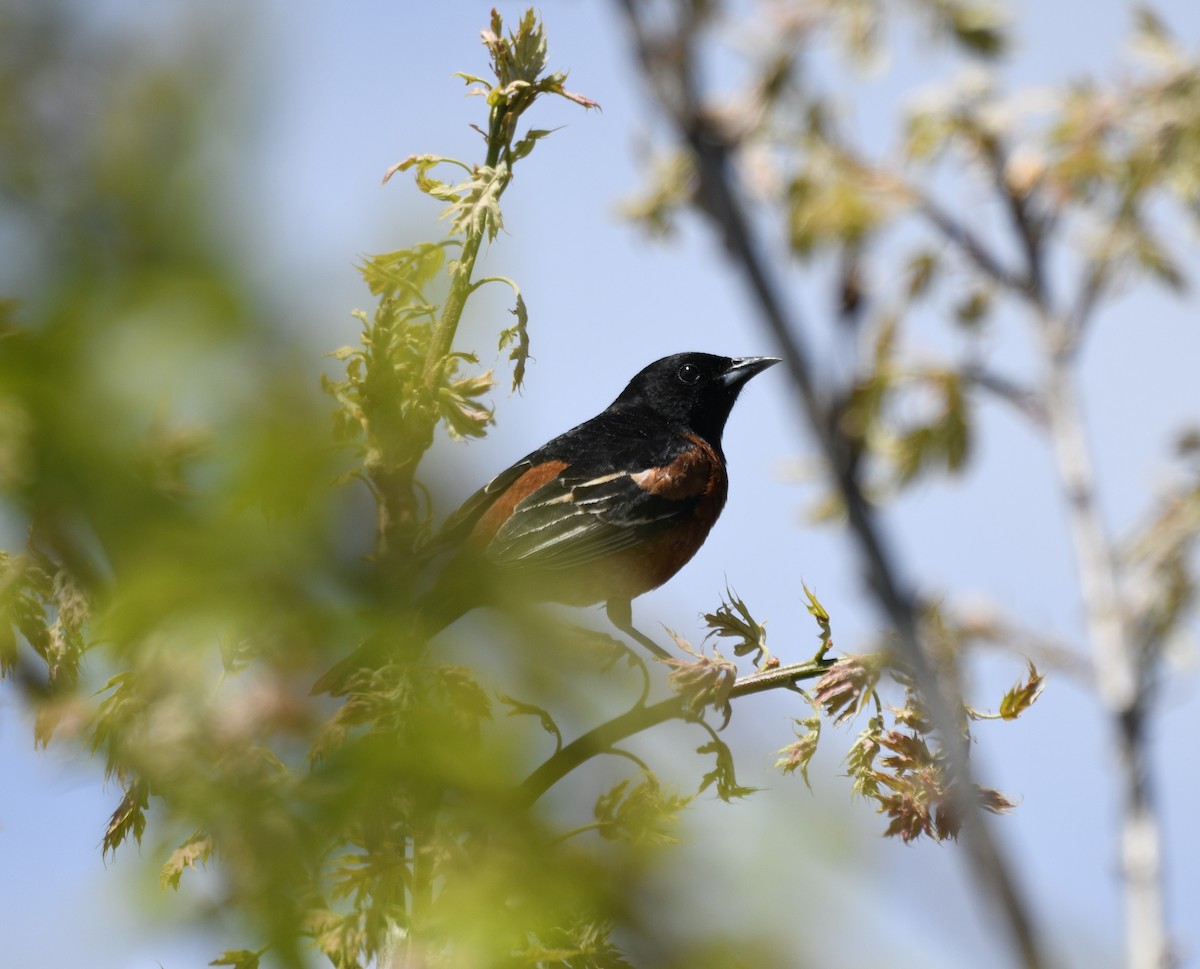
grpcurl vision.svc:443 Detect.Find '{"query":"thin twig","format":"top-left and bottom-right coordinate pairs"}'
top-left (516, 656), bottom-right (833, 809)
top-left (980, 136), bottom-right (1048, 308)
top-left (962, 364), bottom-right (1047, 425)
top-left (1068, 256), bottom-right (1110, 350)
top-left (913, 190), bottom-right (1032, 296)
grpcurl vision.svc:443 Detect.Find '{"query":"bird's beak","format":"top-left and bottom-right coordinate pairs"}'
top-left (721, 356), bottom-right (781, 387)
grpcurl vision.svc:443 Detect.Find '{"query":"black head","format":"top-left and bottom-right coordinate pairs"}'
top-left (612, 352), bottom-right (779, 445)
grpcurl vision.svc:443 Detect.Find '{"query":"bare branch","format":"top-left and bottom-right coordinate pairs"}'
top-left (1068, 256), bottom-right (1111, 351)
top-left (911, 188), bottom-right (1032, 296)
top-left (1041, 342), bottom-right (1168, 969)
top-left (962, 364), bottom-right (1047, 425)
top-left (979, 135), bottom-right (1049, 308)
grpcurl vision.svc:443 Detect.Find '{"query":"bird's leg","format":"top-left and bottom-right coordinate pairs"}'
top-left (606, 598), bottom-right (671, 660)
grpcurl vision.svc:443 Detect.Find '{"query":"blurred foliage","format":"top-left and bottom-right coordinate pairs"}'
top-left (0, 5), bottom-right (1051, 969)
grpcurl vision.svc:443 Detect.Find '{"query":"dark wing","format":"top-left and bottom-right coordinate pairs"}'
top-left (434, 456), bottom-right (537, 548)
top-left (485, 455), bottom-right (714, 571)
top-left (487, 470), bottom-right (695, 569)
top-left (432, 411), bottom-right (721, 572)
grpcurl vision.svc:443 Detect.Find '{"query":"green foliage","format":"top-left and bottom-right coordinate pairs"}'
top-left (776, 711), bottom-right (822, 790)
top-left (328, 8), bottom-right (599, 557)
top-left (210, 949), bottom-right (267, 969)
top-left (592, 773), bottom-right (691, 846)
top-left (703, 585), bottom-right (770, 666)
top-left (161, 831), bottom-right (215, 890)
top-left (787, 164), bottom-right (887, 257)
top-left (968, 662), bottom-right (1046, 721)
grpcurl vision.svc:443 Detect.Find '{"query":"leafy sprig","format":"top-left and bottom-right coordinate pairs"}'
top-left (326, 8), bottom-right (597, 557)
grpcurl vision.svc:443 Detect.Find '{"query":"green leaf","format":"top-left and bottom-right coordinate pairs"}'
top-left (453, 71), bottom-right (491, 89)
top-left (776, 715), bottom-right (822, 790)
top-left (209, 948), bottom-right (265, 969)
top-left (383, 153), bottom-right (471, 192)
top-left (703, 586), bottom-right (769, 666)
top-left (496, 283), bottom-right (530, 392)
top-left (620, 151), bottom-right (695, 236)
top-left (945, 2), bottom-right (1009, 56)
top-left (103, 777), bottom-right (149, 858)
top-left (161, 832), bottom-right (214, 890)
top-left (483, 8), bottom-right (549, 88)
top-left (358, 242), bottom-right (447, 302)
top-left (892, 370), bottom-right (971, 483)
top-left (696, 738), bottom-right (758, 802)
top-left (802, 583), bottom-right (833, 657)
top-left (906, 250), bottom-right (940, 299)
top-left (593, 773), bottom-right (690, 846)
top-left (954, 288), bottom-right (992, 327)
top-left (906, 109), bottom-right (952, 163)
top-left (537, 73), bottom-right (601, 111)
top-left (846, 715), bottom-right (884, 801)
top-left (511, 126), bottom-right (561, 162)
top-left (787, 168), bottom-right (884, 258)
top-left (998, 661), bottom-right (1045, 720)
top-left (0, 620), bottom-right (15, 677)
top-left (442, 163), bottom-right (509, 242)
top-left (437, 366), bottom-right (495, 440)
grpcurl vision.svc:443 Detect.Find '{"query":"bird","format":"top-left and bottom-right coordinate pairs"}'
top-left (314, 352), bottom-right (779, 694)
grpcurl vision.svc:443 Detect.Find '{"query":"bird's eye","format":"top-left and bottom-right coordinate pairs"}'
top-left (677, 363), bottom-right (701, 385)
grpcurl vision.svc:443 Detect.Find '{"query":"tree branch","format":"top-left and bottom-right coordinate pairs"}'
top-left (1041, 339), bottom-right (1167, 969)
top-left (980, 135), bottom-right (1049, 308)
top-left (911, 188), bottom-right (1032, 296)
top-left (615, 4), bottom-right (1048, 967)
top-left (515, 655), bottom-right (833, 810)
top-left (962, 363), bottom-right (1047, 425)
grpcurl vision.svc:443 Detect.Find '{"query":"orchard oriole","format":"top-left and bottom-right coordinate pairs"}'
top-left (315, 352), bottom-right (778, 694)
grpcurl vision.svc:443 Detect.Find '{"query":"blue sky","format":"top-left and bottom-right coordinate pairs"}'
top-left (2, 2), bottom-right (1199, 966)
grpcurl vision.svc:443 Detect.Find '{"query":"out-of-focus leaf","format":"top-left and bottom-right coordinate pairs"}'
top-left (954, 288), bottom-right (992, 327)
top-left (437, 364), bottom-right (495, 440)
top-left (906, 250), bottom-right (940, 299)
top-left (208, 948), bottom-right (264, 969)
top-left (161, 832), bottom-right (214, 890)
top-left (593, 773), bottom-right (690, 846)
top-left (498, 692), bottom-right (562, 751)
top-left (943, 1), bottom-right (1009, 56)
top-left (787, 167), bottom-right (885, 259)
top-left (103, 777), bottom-right (149, 858)
top-left (621, 151), bottom-right (695, 237)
